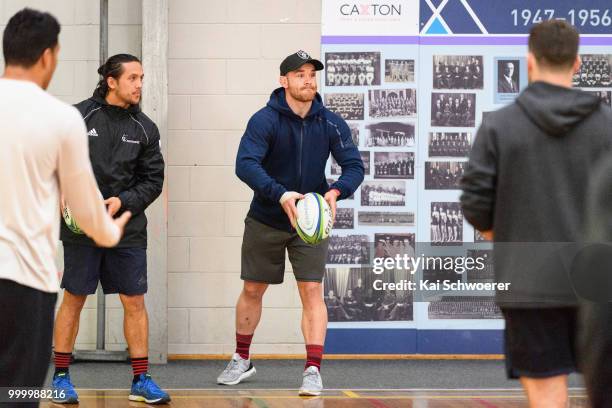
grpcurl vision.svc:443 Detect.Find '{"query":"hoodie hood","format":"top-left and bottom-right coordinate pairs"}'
top-left (516, 81), bottom-right (601, 137)
top-left (91, 91), bottom-right (141, 114)
top-left (266, 87), bottom-right (323, 120)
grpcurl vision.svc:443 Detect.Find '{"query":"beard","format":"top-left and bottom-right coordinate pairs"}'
top-left (288, 85), bottom-right (316, 102)
top-left (120, 91), bottom-right (141, 106)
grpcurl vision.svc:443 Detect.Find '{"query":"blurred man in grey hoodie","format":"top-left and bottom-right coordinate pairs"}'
top-left (577, 158), bottom-right (612, 408)
top-left (461, 20), bottom-right (612, 407)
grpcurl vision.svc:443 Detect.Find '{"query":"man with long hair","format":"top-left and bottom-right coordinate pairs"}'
top-left (51, 54), bottom-right (168, 404)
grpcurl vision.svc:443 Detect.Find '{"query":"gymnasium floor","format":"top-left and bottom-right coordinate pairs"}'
top-left (41, 360), bottom-right (588, 407)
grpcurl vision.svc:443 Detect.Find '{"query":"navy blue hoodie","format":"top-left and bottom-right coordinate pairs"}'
top-left (236, 88), bottom-right (364, 231)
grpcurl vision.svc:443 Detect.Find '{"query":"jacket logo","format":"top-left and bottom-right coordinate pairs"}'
top-left (122, 135), bottom-right (140, 144)
top-left (87, 128), bottom-right (98, 137)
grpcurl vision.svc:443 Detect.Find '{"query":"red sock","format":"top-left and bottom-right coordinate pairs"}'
top-left (236, 332), bottom-right (253, 360)
top-left (305, 344), bottom-right (323, 371)
top-left (131, 356), bottom-right (148, 377)
top-left (54, 351), bottom-right (72, 375)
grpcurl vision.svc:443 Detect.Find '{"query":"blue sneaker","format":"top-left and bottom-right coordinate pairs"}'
top-left (51, 372), bottom-right (79, 404)
top-left (129, 374), bottom-right (170, 404)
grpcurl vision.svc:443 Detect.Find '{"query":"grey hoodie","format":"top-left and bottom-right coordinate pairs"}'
top-left (460, 81), bottom-right (612, 307)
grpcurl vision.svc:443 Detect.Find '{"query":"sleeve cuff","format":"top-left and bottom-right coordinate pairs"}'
top-left (273, 185), bottom-right (288, 204)
top-left (118, 191), bottom-right (131, 211)
top-left (328, 188), bottom-right (341, 198)
top-left (329, 182), bottom-right (347, 199)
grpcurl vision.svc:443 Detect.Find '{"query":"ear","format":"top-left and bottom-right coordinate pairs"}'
top-left (573, 55), bottom-right (582, 74)
top-left (527, 52), bottom-right (535, 73)
top-left (40, 48), bottom-right (53, 69)
top-left (107, 75), bottom-right (117, 91)
top-left (279, 75), bottom-right (288, 88)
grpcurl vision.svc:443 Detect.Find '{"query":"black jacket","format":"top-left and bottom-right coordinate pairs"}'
top-left (578, 155), bottom-right (612, 407)
top-left (60, 94), bottom-right (165, 248)
top-left (460, 81), bottom-right (612, 307)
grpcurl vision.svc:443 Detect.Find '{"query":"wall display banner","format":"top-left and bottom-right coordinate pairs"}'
top-left (320, 0), bottom-right (612, 354)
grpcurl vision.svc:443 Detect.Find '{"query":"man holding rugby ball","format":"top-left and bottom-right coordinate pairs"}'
top-left (218, 50), bottom-right (364, 395)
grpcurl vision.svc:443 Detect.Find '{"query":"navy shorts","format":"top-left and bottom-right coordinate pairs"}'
top-left (61, 243), bottom-right (147, 295)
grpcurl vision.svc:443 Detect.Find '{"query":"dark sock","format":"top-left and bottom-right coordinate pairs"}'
top-left (54, 351), bottom-right (72, 376)
top-left (131, 356), bottom-right (148, 382)
top-left (305, 344), bottom-right (323, 371)
top-left (236, 332), bottom-right (253, 360)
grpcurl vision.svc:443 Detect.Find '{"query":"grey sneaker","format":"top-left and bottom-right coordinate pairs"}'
top-left (217, 353), bottom-right (256, 385)
top-left (299, 366), bottom-right (323, 396)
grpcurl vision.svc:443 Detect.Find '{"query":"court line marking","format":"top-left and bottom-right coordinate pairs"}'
top-left (57, 395), bottom-right (587, 400)
top-left (71, 387), bottom-right (587, 392)
top-left (169, 353), bottom-right (505, 360)
top-left (343, 390), bottom-right (360, 398)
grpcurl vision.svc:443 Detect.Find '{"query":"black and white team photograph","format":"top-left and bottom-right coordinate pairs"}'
top-left (331, 151), bottom-right (370, 175)
top-left (585, 90), bottom-right (612, 107)
top-left (425, 161), bottom-right (465, 190)
top-left (428, 132), bottom-right (471, 157)
top-left (433, 55), bottom-right (483, 90)
top-left (327, 235), bottom-right (369, 265)
top-left (325, 52), bottom-right (381, 86)
top-left (325, 93), bottom-right (364, 120)
top-left (361, 180), bottom-right (406, 206)
top-left (428, 296), bottom-right (501, 319)
top-left (422, 256), bottom-right (462, 284)
top-left (572, 54), bottom-right (611, 87)
top-left (384, 59), bottom-right (415, 82)
top-left (368, 89), bottom-right (417, 118)
top-left (366, 122), bottom-right (415, 147)
top-left (360, 151), bottom-right (370, 175)
top-left (374, 233), bottom-right (415, 259)
top-left (373, 152), bottom-right (414, 179)
top-left (348, 122), bottom-right (360, 146)
top-left (358, 211), bottom-right (415, 227)
top-left (324, 267), bottom-right (413, 322)
top-left (430, 202), bottom-right (464, 245)
top-left (497, 59), bottom-right (520, 94)
top-left (334, 208), bottom-right (355, 229)
top-left (431, 93), bottom-right (476, 127)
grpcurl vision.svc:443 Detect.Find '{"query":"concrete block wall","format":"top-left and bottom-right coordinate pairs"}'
top-left (0, 0), bottom-right (142, 352)
top-left (167, 0), bottom-right (321, 355)
top-left (1, 0), bottom-right (323, 356)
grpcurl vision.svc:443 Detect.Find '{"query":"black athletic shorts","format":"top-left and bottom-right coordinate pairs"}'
top-left (502, 307), bottom-right (579, 379)
top-left (241, 217), bottom-right (329, 284)
top-left (0, 279), bottom-right (56, 408)
top-left (61, 243), bottom-right (147, 295)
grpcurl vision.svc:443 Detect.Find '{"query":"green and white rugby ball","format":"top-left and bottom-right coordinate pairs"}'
top-left (296, 192), bottom-right (332, 245)
top-left (62, 205), bottom-right (84, 234)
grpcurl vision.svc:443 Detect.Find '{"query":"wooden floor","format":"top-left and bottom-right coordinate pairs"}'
top-left (42, 389), bottom-right (589, 407)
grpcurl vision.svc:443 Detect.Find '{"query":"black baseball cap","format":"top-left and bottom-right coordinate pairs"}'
top-left (280, 50), bottom-right (324, 76)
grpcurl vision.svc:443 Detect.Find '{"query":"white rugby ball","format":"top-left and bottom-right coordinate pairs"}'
top-left (296, 192), bottom-right (333, 245)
